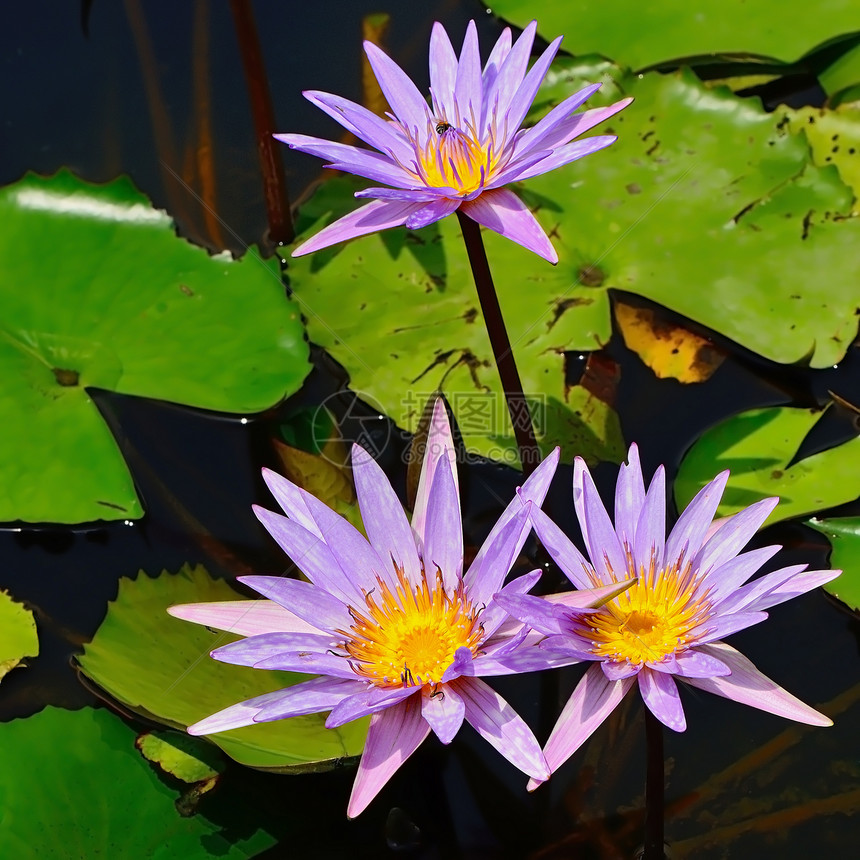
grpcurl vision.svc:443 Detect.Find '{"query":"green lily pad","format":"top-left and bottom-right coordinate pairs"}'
top-left (0, 590), bottom-right (38, 682)
top-left (76, 564), bottom-right (367, 772)
top-left (820, 41), bottom-right (860, 100)
top-left (487, 1), bottom-right (860, 71)
top-left (288, 176), bottom-right (623, 467)
top-left (0, 707), bottom-right (274, 859)
top-left (780, 103), bottom-right (860, 210)
top-left (807, 516), bottom-right (860, 610)
top-left (675, 406), bottom-right (860, 523)
top-left (519, 64), bottom-right (860, 370)
top-left (0, 170), bottom-right (310, 524)
top-left (136, 730), bottom-right (224, 784)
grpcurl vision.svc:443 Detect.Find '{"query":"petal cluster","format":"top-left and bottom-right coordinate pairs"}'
top-left (276, 20), bottom-right (631, 262)
top-left (169, 401), bottom-right (605, 816)
top-left (498, 444), bottom-right (839, 785)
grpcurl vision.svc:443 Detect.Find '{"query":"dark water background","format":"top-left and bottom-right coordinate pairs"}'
top-left (2, 1), bottom-right (859, 857)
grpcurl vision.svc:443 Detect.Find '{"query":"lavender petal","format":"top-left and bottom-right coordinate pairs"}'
top-left (411, 398), bottom-right (458, 548)
top-left (422, 451), bottom-right (463, 590)
top-left (275, 133), bottom-right (416, 188)
top-left (292, 199), bottom-right (422, 257)
top-left (505, 35), bottom-right (563, 133)
top-left (352, 443), bottom-right (421, 583)
top-left (684, 643), bottom-right (832, 726)
top-left (252, 505), bottom-right (364, 606)
top-left (421, 683), bottom-right (465, 743)
top-left (167, 599), bottom-right (318, 637)
top-left (347, 698), bottom-right (431, 818)
top-left (404, 197), bottom-right (462, 230)
top-left (614, 443), bottom-right (646, 552)
top-left (254, 676), bottom-right (366, 721)
top-left (664, 471), bottom-right (729, 569)
top-left (693, 496), bottom-right (779, 574)
top-left (454, 21), bottom-right (482, 122)
top-left (638, 667), bottom-right (686, 731)
top-left (534, 663), bottom-right (633, 786)
top-left (326, 684), bottom-right (417, 728)
top-left (237, 576), bottom-right (352, 633)
top-left (428, 22), bottom-right (457, 121)
top-left (459, 189), bottom-right (557, 263)
top-left (458, 676), bottom-right (549, 780)
top-left (362, 41), bottom-right (431, 133)
top-left (529, 503), bottom-right (594, 589)
top-left (515, 135), bottom-right (618, 181)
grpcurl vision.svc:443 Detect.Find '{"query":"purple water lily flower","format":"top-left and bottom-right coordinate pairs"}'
top-left (276, 20), bottom-right (630, 263)
top-left (496, 444), bottom-right (839, 787)
top-left (169, 401), bottom-right (620, 816)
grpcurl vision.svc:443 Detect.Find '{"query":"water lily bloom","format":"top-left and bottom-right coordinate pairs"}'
top-left (276, 20), bottom-right (631, 263)
top-left (495, 445), bottom-right (839, 787)
top-left (169, 401), bottom-right (621, 816)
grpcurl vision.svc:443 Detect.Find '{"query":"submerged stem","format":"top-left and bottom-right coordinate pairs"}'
top-left (456, 211), bottom-right (539, 476)
top-left (230, 0), bottom-right (294, 245)
top-left (643, 706), bottom-right (666, 859)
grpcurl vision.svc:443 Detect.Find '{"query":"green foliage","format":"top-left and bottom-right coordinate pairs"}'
top-left (136, 730), bottom-right (224, 784)
top-left (521, 64), bottom-right (860, 370)
top-left (288, 176), bottom-right (624, 468)
top-left (675, 406), bottom-right (860, 522)
top-left (0, 707), bottom-right (274, 859)
top-left (76, 564), bottom-right (367, 772)
top-left (0, 590), bottom-right (38, 682)
top-left (807, 517), bottom-right (860, 611)
top-left (487, 0), bottom-right (860, 71)
top-left (0, 171), bottom-right (310, 523)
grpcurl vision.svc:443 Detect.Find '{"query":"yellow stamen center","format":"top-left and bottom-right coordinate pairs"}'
top-left (579, 553), bottom-right (713, 666)
top-left (341, 566), bottom-right (483, 688)
top-left (407, 114), bottom-right (508, 195)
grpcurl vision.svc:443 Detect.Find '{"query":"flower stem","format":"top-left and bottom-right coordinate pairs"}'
top-left (456, 211), bottom-right (539, 475)
top-left (643, 706), bottom-right (665, 859)
top-left (230, 0), bottom-right (294, 245)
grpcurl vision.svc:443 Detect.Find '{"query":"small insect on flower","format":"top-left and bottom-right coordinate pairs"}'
top-left (495, 444), bottom-right (840, 788)
top-left (275, 19), bottom-right (631, 262)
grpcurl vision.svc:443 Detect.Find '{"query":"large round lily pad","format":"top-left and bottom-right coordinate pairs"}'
top-left (0, 706), bottom-right (274, 859)
top-left (675, 406), bottom-right (860, 523)
top-left (519, 64), bottom-right (860, 371)
top-left (0, 590), bottom-right (38, 682)
top-left (807, 517), bottom-right (860, 611)
top-left (76, 564), bottom-right (367, 772)
top-left (287, 176), bottom-right (623, 468)
top-left (0, 171), bottom-right (310, 523)
top-left (487, 1), bottom-right (860, 71)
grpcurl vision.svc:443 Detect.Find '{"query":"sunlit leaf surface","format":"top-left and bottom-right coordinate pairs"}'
top-left (487, 1), bottom-right (860, 70)
top-left (0, 590), bottom-right (38, 682)
top-left (135, 730), bottom-right (224, 784)
top-left (780, 103), bottom-right (860, 211)
top-left (521, 64), bottom-right (860, 370)
top-left (0, 171), bottom-right (310, 523)
top-left (807, 517), bottom-right (860, 610)
top-left (675, 406), bottom-right (860, 522)
top-left (288, 176), bottom-right (624, 467)
top-left (0, 707), bottom-right (274, 858)
top-left (76, 565), bottom-right (367, 772)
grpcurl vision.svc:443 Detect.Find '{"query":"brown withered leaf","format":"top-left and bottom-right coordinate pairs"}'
top-left (615, 298), bottom-right (726, 383)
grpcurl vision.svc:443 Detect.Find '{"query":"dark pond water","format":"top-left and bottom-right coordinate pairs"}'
top-left (2, 2), bottom-right (859, 858)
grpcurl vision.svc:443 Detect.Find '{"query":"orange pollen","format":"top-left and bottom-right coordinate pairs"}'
top-left (338, 566), bottom-right (484, 688)
top-left (576, 549), bottom-right (714, 666)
